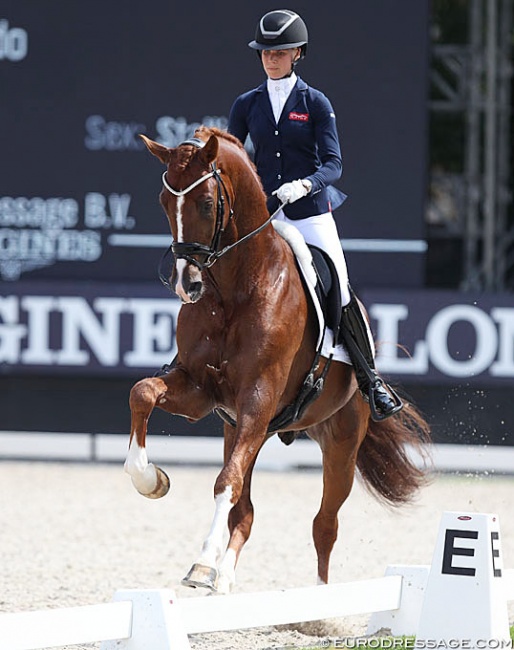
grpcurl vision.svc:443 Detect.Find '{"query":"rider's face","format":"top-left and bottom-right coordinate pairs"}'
top-left (261, 47), bottom-right (300, 80)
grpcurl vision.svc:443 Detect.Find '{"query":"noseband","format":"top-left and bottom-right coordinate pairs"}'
top-left (159, 137), bottom-right (282, 289)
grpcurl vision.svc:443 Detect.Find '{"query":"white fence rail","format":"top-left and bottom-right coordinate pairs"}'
top-left (0, 577), bottom-right (401, 650)
top-left (0, 512), bottom-right (512, 650)
top-left (0, 602), bottom-right (132, 650)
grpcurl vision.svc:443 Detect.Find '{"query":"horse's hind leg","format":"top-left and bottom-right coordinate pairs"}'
top-left (311, 398), bottom-right (369, 584)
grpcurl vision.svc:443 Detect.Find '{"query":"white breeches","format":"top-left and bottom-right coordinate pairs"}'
top-left (274, 210), bottom-right (351, 307)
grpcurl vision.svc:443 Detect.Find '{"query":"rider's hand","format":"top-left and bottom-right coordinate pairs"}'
top-left (273, 179), bottom-right (312, 204)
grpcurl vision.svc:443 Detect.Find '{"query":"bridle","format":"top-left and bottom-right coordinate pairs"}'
top-left (158, 137), bottom-right (283, 289)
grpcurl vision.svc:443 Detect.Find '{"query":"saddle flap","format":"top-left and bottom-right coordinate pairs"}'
top-left (307, 244), bottom-right (342, 339)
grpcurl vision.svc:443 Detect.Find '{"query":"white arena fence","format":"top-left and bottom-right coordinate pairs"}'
top-left (0, 512), bottom-right (513, 650)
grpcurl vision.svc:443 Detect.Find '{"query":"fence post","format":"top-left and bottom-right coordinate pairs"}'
top-left (367, 565), bottom-right (430, 636)
top-left (100, 589), bottom-right (190, 650)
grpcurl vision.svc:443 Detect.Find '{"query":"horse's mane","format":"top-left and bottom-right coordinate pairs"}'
top-left (172, 126), bottom-right (244, 171)
top-left (194, 125), bottom-right (246, 152)
top-left (194, 125), bottom-right (264, 194)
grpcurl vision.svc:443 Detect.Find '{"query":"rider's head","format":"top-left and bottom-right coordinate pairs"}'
top-left (248, 9), bottom-right (308, 79)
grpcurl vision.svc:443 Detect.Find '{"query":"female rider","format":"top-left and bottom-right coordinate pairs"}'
top-left (228, 9), bottom-right (402, 421)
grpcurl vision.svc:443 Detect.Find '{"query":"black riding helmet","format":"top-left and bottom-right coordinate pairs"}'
top-left (249, 9), bottom-right (308, 59)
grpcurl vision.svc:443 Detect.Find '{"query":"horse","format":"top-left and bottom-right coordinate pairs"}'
top-left (124, 125), bottom-right (431, 594)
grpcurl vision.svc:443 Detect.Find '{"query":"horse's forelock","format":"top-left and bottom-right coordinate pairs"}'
top-left (168, 145), bottom-right (197, 173)
top-left (194, 126), bottom-right (262, 189)
top-left (167, 125), bottom-right (264, 198)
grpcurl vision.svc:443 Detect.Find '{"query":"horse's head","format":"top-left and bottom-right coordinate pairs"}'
top-left (141, 131), bottom-right (232, 304)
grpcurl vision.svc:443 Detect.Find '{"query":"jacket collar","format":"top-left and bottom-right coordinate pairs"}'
top-left (256, 75), bottom-right (308, 93)
top-left (256, 76), bottom-right (308, 126)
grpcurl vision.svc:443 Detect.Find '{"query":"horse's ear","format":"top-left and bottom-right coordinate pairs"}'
top-left (198, 135), bottom-right (219, 165)
top-left (139, 134), bottom-right (170, 164)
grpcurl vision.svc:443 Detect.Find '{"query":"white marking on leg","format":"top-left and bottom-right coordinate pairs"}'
top-left (317, 575), bottom-right (327, 585)
top-left (124, 439), bottom-right (158, 494)
top-left (218, 548), bottom-right (237, 594)
top-left (196, 486), bottom-right (234, 568)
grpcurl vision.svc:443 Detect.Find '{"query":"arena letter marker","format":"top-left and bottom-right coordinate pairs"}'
top-left (417, 511), bottom-right (510, 647)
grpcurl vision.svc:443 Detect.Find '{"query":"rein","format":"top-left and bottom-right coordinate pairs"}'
top-left (158, 138), bottom-right (285, 288)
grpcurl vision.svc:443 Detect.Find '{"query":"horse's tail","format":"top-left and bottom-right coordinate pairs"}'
top-left (356, 399), bottom-right (432, 506)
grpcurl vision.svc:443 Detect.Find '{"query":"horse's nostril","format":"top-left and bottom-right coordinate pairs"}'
top-left (189, 282), bottom-right (203, 299)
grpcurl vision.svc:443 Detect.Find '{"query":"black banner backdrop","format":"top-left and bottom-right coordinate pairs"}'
top-left (11, 2), bottom-right (503, 443)
top-left (1, 0), bottom-right (429, 286)
top-left (1, 282), bottom-right (513, 445)
top-left (1, 283), bottom-right (513, 387)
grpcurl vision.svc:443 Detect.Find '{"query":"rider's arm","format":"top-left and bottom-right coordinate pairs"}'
top-left (227, 95), bottom-right (249, 146)
top-left (303, 92), bottom-right (343, 194)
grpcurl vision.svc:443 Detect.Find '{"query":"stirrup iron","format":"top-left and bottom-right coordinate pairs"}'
top-left (367, 377), bottom-right (403, 422)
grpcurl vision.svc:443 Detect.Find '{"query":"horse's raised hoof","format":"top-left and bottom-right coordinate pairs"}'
top-left (182, 563), bottom-right (218, 591)
top-left (131, 464), bottom-right (171, 499)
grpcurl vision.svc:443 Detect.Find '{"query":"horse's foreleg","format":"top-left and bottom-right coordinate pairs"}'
top-left (181, 481), bottom-right (235, 591)
top-left (125, 376), bottom-right (170, 498)
top-left (125, 370), bottom-right (213, 499)
top-left (182, 419), bottom-right (267, 591)
top-left (216, 452), bottom-right (257, 593)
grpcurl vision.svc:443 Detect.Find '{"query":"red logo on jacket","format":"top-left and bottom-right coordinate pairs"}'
top-left (289, 111), bottom-right (309, 122)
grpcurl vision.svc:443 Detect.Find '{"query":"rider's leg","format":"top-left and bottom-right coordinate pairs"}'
top-left (274, 210), bottom-right (402, 421)
top-left (338, 287), bottom-right (403, 421)
top-left (274, 210), bottom-right (351, 304)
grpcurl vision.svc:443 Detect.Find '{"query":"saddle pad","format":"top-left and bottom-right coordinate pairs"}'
top-left (272, 220), bottom-right (351, 365)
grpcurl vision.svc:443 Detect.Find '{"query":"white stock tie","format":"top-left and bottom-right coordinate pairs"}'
top-left (268, 73), bottom-right (297, 124)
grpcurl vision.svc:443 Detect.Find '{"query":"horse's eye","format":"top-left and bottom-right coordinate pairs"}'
top-left (199, 199), bottom-right (214, 217)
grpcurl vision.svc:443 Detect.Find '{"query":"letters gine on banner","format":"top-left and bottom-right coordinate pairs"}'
top-left (0, 283), bottom-right (513, 384)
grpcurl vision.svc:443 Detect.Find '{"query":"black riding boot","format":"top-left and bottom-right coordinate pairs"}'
top-left (338, 290), bottom-right (403, 421)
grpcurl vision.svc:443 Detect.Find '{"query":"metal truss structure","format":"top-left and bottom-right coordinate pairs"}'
top-left (430, 0), bottom-right (513, 290)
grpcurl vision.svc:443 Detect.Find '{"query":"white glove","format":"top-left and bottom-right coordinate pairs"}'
top-left (273, 179), bottom-right (311, 204)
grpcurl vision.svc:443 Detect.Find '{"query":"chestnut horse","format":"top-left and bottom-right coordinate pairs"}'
top-left (125, 126), bottom-right (430, 594)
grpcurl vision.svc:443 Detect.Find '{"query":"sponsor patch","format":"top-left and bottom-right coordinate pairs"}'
top-left (289, 111), bottom-right (309, 122)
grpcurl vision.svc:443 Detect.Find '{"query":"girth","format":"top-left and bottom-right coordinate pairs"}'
top-left (214, 346), bottom-right (331, 433)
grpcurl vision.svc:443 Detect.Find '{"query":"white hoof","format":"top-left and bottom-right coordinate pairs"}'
top-left (129, 463), bottom-right (170, 499)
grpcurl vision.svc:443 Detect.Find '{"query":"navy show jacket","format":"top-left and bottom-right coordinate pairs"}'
top-left (228, 76), bottom-right (347, 220)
